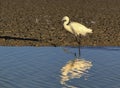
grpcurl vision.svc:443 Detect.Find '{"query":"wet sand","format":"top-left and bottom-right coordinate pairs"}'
top-left (0, 0), bottom-right (120, 46)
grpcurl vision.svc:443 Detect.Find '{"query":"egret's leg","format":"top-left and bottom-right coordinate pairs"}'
top-left (75, 36), bottom-right (81, 58)
top-left (78, 35), bottom-right (81, 58)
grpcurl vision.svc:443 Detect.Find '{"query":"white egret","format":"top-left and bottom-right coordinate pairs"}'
top-left (62, 16), bottom-right (93, 58)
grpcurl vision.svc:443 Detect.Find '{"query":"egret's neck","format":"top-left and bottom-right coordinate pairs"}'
top-left (64, 18), bottom-right (70, 26)
top-left (63, 19), bottom-right (73, 33)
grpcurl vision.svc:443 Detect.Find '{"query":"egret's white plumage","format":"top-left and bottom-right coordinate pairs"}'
top-left (62, 16), bottom-right (92, 36)
top-left (62, 16), bottom-right (93, 58)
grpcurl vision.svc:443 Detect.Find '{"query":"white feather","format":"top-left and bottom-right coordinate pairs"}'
top-left (62, 16), bottom-right (93, 36)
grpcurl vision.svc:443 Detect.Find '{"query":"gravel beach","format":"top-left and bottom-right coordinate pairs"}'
top-left (0, 0), bottom-right (120, 46)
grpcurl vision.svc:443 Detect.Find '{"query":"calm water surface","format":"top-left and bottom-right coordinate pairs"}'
top-left (0, 46), bottom-right (120, 88)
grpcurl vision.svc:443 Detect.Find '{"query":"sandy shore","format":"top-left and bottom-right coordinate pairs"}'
top-left (0, 0), bottom-right (120, 46)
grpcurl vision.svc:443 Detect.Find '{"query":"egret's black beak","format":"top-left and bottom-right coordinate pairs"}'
top-left (62, 18), bottom-right (66, 22)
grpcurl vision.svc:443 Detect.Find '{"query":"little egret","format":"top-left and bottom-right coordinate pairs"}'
top-left (62, 16), bottom-right (93, 58)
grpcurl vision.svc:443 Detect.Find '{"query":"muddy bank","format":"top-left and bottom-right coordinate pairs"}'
top-left (0, 0), bottom-right (120, 46)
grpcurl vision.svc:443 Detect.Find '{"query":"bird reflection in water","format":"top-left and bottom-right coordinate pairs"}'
top-left (60, 58), bottom-right (92, 88)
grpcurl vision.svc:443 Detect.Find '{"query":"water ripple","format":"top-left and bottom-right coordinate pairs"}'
top-left (0, 47), bottom-right (119, 88)
top-left (60, 58), bottom-right (92, 88)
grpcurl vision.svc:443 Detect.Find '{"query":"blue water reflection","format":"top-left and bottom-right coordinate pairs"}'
top-left (0, 46), bottom-right (119, 88)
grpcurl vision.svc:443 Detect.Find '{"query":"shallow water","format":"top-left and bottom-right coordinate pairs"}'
top-left (0, 46), bottom-right (120, 88)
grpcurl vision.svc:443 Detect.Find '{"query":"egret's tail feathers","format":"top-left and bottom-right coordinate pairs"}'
top-left (88, 28), bottom-right (93, 33)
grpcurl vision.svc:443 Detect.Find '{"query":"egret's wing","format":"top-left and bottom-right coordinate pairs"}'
top-left (70, 22), bottom-right (88, 36)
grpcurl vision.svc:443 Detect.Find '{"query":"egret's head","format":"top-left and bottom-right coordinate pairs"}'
top-left (62, 16), bottom-right (69, 22)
